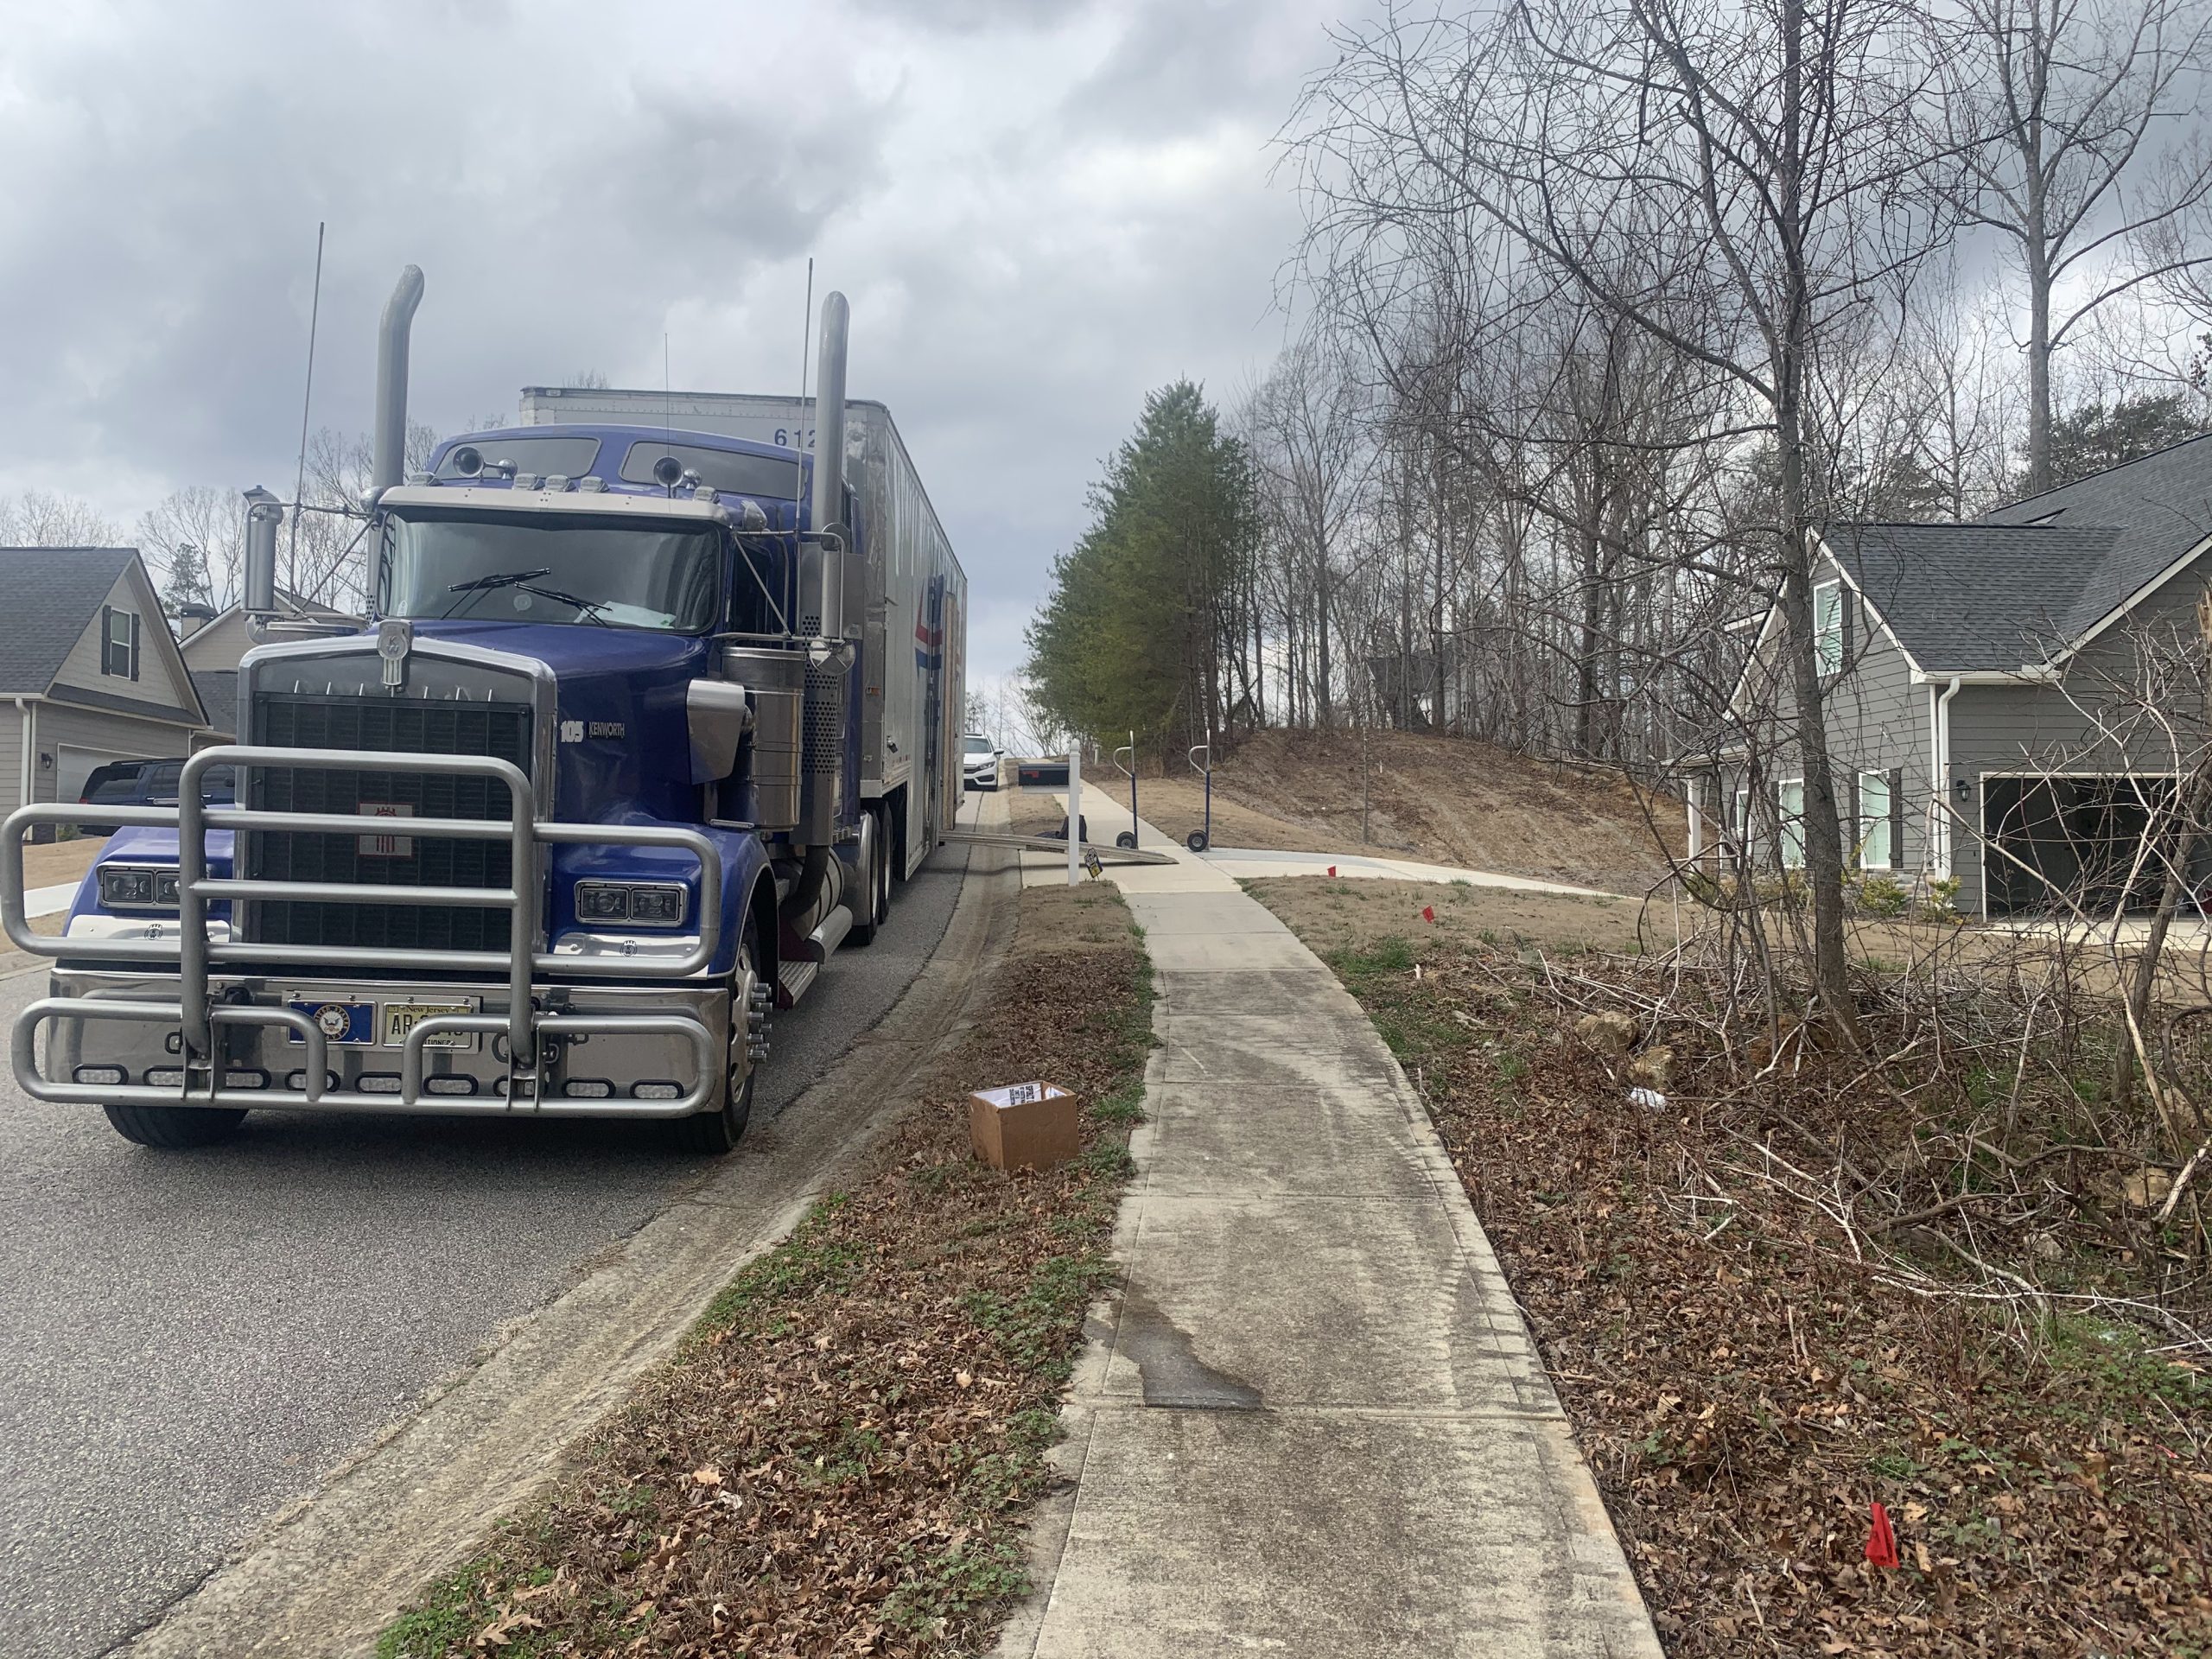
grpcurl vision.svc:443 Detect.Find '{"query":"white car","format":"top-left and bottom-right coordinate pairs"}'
top-left (962, 734), bottom-right (1003, 791)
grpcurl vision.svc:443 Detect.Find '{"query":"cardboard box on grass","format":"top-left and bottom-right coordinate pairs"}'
top-left (969, 1080), bottom-right (1081, 1172)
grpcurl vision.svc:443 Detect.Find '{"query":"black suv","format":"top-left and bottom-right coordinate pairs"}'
top-left (79, 759), bottom-right (236, 807)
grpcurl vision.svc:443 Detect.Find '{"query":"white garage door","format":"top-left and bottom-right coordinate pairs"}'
top-left (56, 744), bottom-right (142, 804)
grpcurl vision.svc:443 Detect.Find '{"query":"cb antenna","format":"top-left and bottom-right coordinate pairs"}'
top-left (287, 220), bottom-right (326, 600)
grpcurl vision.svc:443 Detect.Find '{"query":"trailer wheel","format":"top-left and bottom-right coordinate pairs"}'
top-left (103, 1104), bottom-right (249, 1148)
top-left (1115, 830), bottom-right (1137, 850)
top-left (847, 810), bottom-right (889, 949)
top-left (673, 918), bottom-right (762, 1154)
top-left (1185, 829), bottom-right (1210, 854)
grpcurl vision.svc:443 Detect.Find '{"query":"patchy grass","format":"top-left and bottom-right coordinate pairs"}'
top-left (380, 884), bottom-right (1154, 1659)
top-left (1256, 890), bottom-right (2212, 1657)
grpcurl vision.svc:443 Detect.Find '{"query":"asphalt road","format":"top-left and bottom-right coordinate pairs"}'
top-left (0, 838), bottom-right (970, 1659)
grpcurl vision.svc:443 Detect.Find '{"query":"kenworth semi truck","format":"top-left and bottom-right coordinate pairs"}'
top-left (2, 268), bottom-right (967, 1153)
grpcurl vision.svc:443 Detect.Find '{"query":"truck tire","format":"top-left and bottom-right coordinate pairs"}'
top-left (103, 1103), bottom-right (249, 1148)
top-left (672, 918), bottom-right (762, 1154)
top-left (847, 810), bottom-right (888, 949)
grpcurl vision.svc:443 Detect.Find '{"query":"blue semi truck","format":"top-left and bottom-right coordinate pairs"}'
top-left (2, 268), bottom-right (967, 1153)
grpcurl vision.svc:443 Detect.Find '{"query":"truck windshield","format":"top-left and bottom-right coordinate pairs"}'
top-left (378, 511), bottom-right (721, 632)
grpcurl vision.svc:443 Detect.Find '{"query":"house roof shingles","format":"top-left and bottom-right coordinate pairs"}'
top-left (1979, 432), bottom-right (2212, 639)
top-left (1828, 435), bottom-right (2212, 673)
top-left (1827, 523), bottom-right (2124, 673)
top-left (0, 547), bottom-right (137, 693)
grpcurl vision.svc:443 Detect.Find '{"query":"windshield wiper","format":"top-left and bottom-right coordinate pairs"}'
top-left (438, 568), bottom-right (609, 626)
top-left (518, 583), bottom-right (612, 626)
top-left (446, 569), bottom-right (551, 594)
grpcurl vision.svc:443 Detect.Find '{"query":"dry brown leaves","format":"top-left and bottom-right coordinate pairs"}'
top-left (1323, 938), bottom-right (2212, 1657)
top-left (382, 893), bottom-right (1150, 1659)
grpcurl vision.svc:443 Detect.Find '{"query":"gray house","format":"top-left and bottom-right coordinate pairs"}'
top-left (0, 548), bottom-right (208, 822)
top-left (1694, 436), bottom-right (2212, 918)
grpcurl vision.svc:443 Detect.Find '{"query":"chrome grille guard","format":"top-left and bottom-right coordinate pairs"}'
top-left (1, 746), bottom-right (723, 1116)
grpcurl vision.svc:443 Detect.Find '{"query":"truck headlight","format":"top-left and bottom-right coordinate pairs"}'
top-left (627, 885), bottom-right (685, 925)
top-left (99, 865), bottom-right (178, 911)
top-left (573, 880), bottom-right (687, 927)
top-left (575, 882), bottom-right (629, 921)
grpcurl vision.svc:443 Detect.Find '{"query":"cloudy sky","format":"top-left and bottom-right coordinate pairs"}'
top-left (0, 0), bottom-right (1357, 685)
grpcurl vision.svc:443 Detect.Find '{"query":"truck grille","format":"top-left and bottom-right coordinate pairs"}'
top-left (246, 696), bottom-right (532, 954)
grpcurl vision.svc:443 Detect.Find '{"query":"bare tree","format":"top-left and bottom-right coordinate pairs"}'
top-left (1294, 0), bottom-right (1952, 1037)
top-left (1247, 333), bottom-right (1371, 728)
top-left (1937, 0), bottom-right (2212, 493)
top-left (0, 490), bottom-right (123, 547)
top-left (137, 485), bottom-right (249, 607)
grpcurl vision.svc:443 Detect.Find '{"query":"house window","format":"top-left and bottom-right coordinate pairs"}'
top-left (1858, 771), bottom-right (1892, 868)
top-left (1813, 581), bottom-right (1844, 677)
top-left (100, 606), bottom-right (139, 680)
top-left (1778, 779), bottom-right (1806, 868)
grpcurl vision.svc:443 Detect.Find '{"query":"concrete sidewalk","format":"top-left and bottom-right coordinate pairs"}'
top-left (1000, 817), bottom-right (1660, 1656)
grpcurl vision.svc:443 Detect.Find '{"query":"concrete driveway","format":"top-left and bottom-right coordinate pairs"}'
top-left (0, 843), bottom-right (970, 1659)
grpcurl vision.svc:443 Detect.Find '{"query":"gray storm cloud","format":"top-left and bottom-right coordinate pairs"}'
top-left (0, 0), bottom-right (1347, 683)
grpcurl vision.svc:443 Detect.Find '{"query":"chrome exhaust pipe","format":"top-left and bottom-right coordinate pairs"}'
top-left (809, 291), bottom-right (849, 641)
top-left (372, 265), bottom-right (426, 491)
top-left (242, 486), bottom-right (281, 614)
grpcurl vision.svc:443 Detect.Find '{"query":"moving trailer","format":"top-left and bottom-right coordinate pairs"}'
top-left (519, 387), bottom-right (968, 882)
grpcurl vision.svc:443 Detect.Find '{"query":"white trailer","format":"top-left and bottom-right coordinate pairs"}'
top-left (518, 387), bottom-right (967, 880)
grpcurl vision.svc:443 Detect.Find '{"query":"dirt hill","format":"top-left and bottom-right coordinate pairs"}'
top-left (1123, 729), bottom-right (1680, 893)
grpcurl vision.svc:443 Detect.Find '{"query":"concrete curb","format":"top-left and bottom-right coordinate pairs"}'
top-left (114, 832), bottom-right (1020, 1659)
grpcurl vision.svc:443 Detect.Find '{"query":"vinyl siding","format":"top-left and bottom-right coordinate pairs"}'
top-left (52, 568), bottom-right (200, 719)
top-left (32, 702), bottom-right (201, 806)
top-left (1714, 557), bottom-right (1936, 880)
top-left (1945, 561), bottom-right (2212, 914)
top-left (0, 703), bottom-right (23, 815)
top-left (178, 610), bottom-right (257, 671)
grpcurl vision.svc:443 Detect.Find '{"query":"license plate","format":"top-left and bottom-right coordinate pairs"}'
top-left (383, 1001), bottom-right (476, 1050)
top-left (288, 999), bottom-right (375, 1045)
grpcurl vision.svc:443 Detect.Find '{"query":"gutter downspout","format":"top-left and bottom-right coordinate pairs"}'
top-left (11, 696), bottom-right (33, 809)
top-left (1935, 676), bottom-right (1963, 877)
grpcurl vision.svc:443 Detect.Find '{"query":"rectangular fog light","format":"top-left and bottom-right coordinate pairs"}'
top-left (424, 1076), bottom-right (478, 1096)
top-left (286, 1070), bottom-right (338, 1092)
top-left (631, 1081), bottom-right (681, 1101)
top-left (144, 1068), bottom-right (185, 1088)
top-left (224, 1070), bottom-right (269, 1090)
top-left (358, 1074), bottom-right (402, 1095)
top-left (73, 1065), bottom-right (126, 1086)
top-left (563, 1079), bottom-right (613, 1099)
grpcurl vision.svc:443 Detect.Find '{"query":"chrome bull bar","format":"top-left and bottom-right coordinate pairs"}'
top-left (2, 745), bottom-right (723, 1114)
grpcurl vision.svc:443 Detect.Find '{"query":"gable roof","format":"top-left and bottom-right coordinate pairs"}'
top-left (1824, 523), bottom-right (2126, 673)
top-left (1977, 433), bottom-right (2212, 641)
top-left (0, 547), bottom-right (139, 694)
top-left (177, 588), bottom-right (354, 652)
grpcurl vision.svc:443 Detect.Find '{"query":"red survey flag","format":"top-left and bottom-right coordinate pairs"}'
top-left (1865, 1502), bottom-right (1900, 1569)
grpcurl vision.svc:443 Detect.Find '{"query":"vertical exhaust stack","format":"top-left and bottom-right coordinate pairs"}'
top-left (242, 486), bottom-right (282, 615)
top-left (809, 291), bottom-right (850, 642)
top-left (372, 265), bottom-right (426, 492)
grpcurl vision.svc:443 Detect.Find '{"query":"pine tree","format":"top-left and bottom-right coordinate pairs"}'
top-left (1026, 384), bottom-right (1254, 760)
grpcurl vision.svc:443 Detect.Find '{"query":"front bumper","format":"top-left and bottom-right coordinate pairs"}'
top-left (3, 743), bottom-right (728, 1118)
top-left (30, 969), bottom-right (726, 1117)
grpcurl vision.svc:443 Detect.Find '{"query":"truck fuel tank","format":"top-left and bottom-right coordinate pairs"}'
top-left (721, 646), bottom-right (804, 832)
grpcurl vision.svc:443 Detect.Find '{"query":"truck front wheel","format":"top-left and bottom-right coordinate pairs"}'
top-left (672, 918), bottom-right (762, 1154)
top-left (103, 1104), bottom-right (249, 1148)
